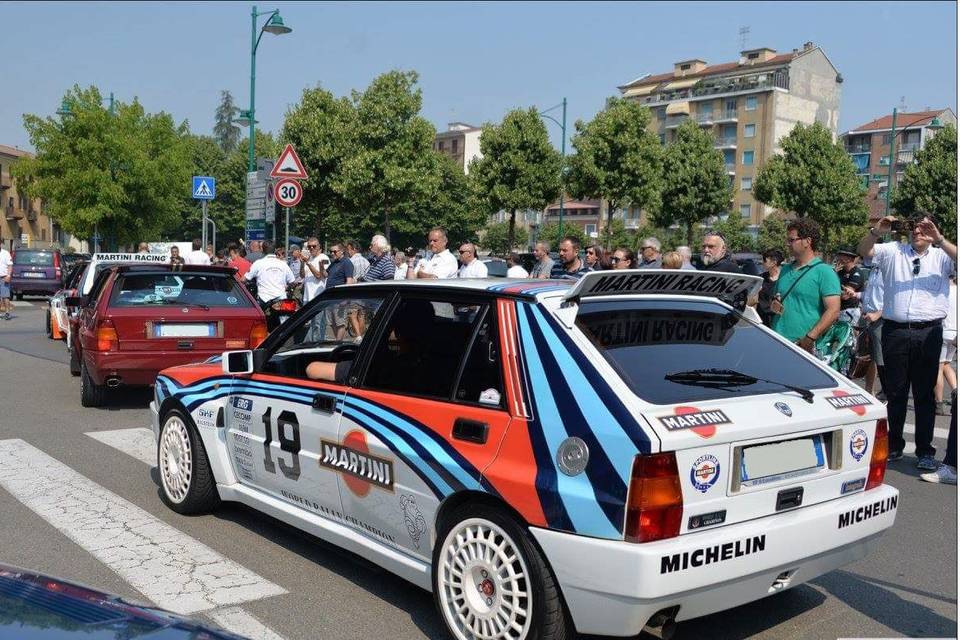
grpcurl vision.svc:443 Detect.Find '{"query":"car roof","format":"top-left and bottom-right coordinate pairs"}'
top-left (112, 264), bottom-right (237, 275)
top-left (346, 277), bottom-right (573, 301)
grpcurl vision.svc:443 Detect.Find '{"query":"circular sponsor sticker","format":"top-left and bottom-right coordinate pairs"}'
top-left (849, 429), bottom-right (869, 462)
top-left (226, 296), bottom-right (238, 304)
top-left (690, 454), bottom-right (721, 493)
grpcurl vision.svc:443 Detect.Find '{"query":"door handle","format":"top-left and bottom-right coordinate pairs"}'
top-left (312, 393), bottom-right (336, 414)
top-left (453, 418), bottom-right (489, 444)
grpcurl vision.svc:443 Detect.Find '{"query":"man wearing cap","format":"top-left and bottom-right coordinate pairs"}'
top-left (835, 248), bottom-right (865, 326)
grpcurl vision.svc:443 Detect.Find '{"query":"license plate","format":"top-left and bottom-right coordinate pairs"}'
top-left (23, 272), bottom-right (44, 279)
top-left (154, 323), bottom-right (215, 338)
top-left (740, 436), bottom-right (825, 487)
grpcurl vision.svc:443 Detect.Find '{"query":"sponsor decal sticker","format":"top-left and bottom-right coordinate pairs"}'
top-left (319, 431), bottom-right (394, 497)
top-left (660, 535), bottom-right (766, 574)
top-left (196, 407), bottom-right (217, 429)
top-left (400, 495), bottom-right (427, 549)
top-left (658, 407), bottom-right (731, 438)
top-left (226, 296), bottom-right (238, 305)
top-left (775, 402), bottom-right (792, 417)
top-left (688, 510), bottom-right (726, 530)
top-left (690, 454), bottom-right (721, 493)
top-left (841, 478), bottom-right (866, 495)
top-left (849, 429), bottom-right (869, 462)
top-left (838, 495), bottom-right (898, 529)
top-left (826, 390), bottom-right (871, 415)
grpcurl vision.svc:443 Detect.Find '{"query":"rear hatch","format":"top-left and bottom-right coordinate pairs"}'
top-left (105, 270), bottom-right (264, 353)
top-left (573, 295), bottom-right (886, 531)
top-left (13, 250), bottom-right (58, 281)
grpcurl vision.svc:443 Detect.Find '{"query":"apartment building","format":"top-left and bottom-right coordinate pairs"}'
top-left (618, 41), bottom-right (843, 227)
top-left (840, 108), bottom-right (956, 221)
top-left (0, 145), bottom-right (65, 251)
top-left (433, 122), bottom-right (483, 173)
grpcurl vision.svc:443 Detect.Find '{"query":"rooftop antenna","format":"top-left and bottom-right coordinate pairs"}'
top-left (738, 25), bottom-right (750, 51)
top-left (898, 96), bottom-right (907, 111)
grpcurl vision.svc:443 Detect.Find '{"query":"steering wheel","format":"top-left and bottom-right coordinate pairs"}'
top-left (330, 344), bottom-right (359, 361)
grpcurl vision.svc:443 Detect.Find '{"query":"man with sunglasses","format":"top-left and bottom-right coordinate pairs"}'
top-left (638, 237), bottom-right (662, 269)
top-left (456, 243), bottom-right (488, 278)
top-left (858, 215), bottom-right (958, 471)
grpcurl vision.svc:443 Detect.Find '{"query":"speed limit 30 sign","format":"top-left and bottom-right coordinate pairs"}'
top-left (274, 178), bottom-right (303, 207)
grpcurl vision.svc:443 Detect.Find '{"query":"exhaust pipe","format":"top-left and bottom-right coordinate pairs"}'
top-left (105, 376), bottom-right (122, 388)
top-left (642, 608), bottom-right (678, 640)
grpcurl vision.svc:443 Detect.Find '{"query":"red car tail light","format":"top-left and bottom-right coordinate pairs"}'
top-left (625, 452), bottom-right (684, 543)
top-left (274, 299), bottom-right (298, 313)
top-left (96, 319), bottom-right (119, 352)
top-left (865, 419), bottom-right (888, 490)
top-left (250, 321), bottom-right (268, 348)
top-left (54, 252), bottom-right (61, 278)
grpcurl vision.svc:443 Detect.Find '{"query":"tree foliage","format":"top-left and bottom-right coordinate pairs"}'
top-left (711, 214), bottom-right (755, 253)
top-left (469, 108), bottom-right (562, 249)
top-left (654, 120), bottom-right (732, 245)
top-left (534, 222), bottom-right (585, 250)
top-left (753, 122), bottom-right (867, 242)
top-left (892, 123), bottom-right (957, 242)
top-left (14, 85), bottom-right (191, 248)
top-left (600, 218), bottom-right (635, 251)
top-left (756, 213), bottom-right (789, 255)
top-left (480, 221), bottom-right (529, 255)
top-left (213, 90), bottom-right (241, 153)
top-left (566, 98), bottom-right (662, 248)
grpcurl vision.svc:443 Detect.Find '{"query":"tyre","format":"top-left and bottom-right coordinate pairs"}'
top-left (157, 409), bottom-right (221, 514)
top-left (68, 345), bottom-right (81, 376)
top-left (14, 292), bottom-right (22, 301)
top-left (433, 504), bottom-right (572, 640)
top-left (80, 360), bottom-right (108, 407)
top-left (45, 309), bottom-right (52, 338)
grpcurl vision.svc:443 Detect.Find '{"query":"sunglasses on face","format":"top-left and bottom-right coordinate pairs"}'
top-left (642, 246), bottom-right (655, 251)
top-left (610, 257), bottom-right (622, 263)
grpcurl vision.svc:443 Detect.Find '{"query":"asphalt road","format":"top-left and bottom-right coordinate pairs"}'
top-left (0, 298), bottom-right (955, 640)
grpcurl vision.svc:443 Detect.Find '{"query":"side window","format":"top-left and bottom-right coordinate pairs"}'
top-left (262, 295), bottom-right (385, 380)
top-left (362, 297), bottom-right (486, 401)
top-left (86, 270), bottom-right (113, 306)
top-left (454, 310), bottom-right (504, 408)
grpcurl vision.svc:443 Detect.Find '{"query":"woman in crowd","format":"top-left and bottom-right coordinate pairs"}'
top-left (610, 247), bottom-right (635, 270)
top-left (661, 251), bottom-right (682, 269)
top-left (757, 249), bottom-right (784, 327)
top-left (585, 245), bottom-right (610, 271)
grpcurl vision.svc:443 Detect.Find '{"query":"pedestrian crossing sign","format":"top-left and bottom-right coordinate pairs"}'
top-left (192, 176), bottom-right (216, 200)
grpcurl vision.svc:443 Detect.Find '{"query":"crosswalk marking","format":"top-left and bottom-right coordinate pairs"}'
top-left (208, 607), bottom-right (286, 640)
top-left (0, 439), bottom-right (286, 615)
top-left (903, 422), bottom-right (951, 440)
top-left (86, 428), bottom-right (157, 467)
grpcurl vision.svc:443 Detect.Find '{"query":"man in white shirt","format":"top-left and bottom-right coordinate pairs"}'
top-left (184, 238), bottom-right (211, 266)
top-left (457, 243), bottom-right (488, 278)
top-left (858, 215), bottom-right (957, 470)
top-left (299, 237), bottom-right (329, 305)
top-left (245, 240), bottom-right (296, 303)
top-left (407, 227), bottom-right (458, 279)
top-left (346, 240), bottom-right (370, 281)
top-left (506, 252), bottom-right (529, 278)
top-left (0, 244), bottom-right (12, 320)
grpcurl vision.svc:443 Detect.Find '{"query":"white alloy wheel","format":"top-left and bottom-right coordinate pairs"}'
top-left (159, 415), bottom-right (193, 504)
top-left (438, 518), bottom-right (533, 640)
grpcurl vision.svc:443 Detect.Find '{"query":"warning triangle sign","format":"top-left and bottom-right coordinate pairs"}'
top-left (270, 144), bottom-right (308, 180)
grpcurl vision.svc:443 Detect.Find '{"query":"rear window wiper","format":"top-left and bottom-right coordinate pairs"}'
top-left (157, 300), bottom-right (210, 311)
top-left (664, 368), bottom-right (814, 403)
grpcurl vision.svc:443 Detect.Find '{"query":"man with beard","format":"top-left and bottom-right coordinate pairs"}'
top-left (699, 231), bottom-right (742, 273)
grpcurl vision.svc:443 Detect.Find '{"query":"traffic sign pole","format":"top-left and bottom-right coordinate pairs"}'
top-left (285, 207), bottom-right (290, 256)
top-left (201, 200), bottom-right (208, 249)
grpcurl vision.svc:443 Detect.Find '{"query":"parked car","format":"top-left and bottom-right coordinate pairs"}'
top-left (10, 248), bottom-right (64, 299)
top-left (151, 271), bottom-right (896, 640)
top-left (480, 257), bottom-right (508, 277)
top-left (69, 264), bottom-right (266, 407)
top-left (62, 251), bottom-right (92, 267)
top-left (47, 259), bottom-right (88, 340)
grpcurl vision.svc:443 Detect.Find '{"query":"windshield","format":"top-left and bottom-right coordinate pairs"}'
top-left (109, 273), bottom-right (252, 308)
top-left (575, 299), bottom-right (836, 404)
top-left (14, 251), bottom-right (53, 266)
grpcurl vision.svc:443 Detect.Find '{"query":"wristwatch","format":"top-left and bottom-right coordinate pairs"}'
top-left (869, 227), bottom-right (883, 238)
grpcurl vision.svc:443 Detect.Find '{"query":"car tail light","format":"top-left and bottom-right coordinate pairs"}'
top-left (250, 321), bottom-right (268, 348)
top-left (625, 452), bottom-right (684, 543)
top-left (274, 299), bottom-right (298, 313)
top-left (54, 253), bottom-right (61, 278)
top-left (96, 319), bottom-right (118, 352)
top-left (865, 419), bottom-right (888, 490)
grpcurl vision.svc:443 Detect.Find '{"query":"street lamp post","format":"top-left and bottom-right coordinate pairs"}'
top-left (883, 109), bottom-right (943, 216)
top-left (540, 98), bottom-right (567, 236)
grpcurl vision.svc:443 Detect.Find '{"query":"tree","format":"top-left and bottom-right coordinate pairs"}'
top-left (535, 222), bottom-right (585, 250)
top-left (600, 218), bottom-right (635, 251)
top-left (566, 98), bottom-right (662, 249)
top-left (333, 70), bottom-right (442, 243)
top-left (711, 214), bottom-right (754, 253)
top-left (469, 108), bottom-right (562, 250)
top-left (213, 90), bottom-right (241, 153)
top-left (892, 123), bottom-right (957, 242)
top-left (654, 120), bottom-right (732, 245)
top-left (756, 214), bottom-right (788, 255)
top-left (14, 85), bottom-right (191, 248)
top-left (753, 121), bottom-right (867, 243)
top-left (480, 221), bottom-right (529, 255)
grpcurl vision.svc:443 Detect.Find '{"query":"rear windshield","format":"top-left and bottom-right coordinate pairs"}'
top-left (576, 299), bottom-right (836, 405)
top-left (14, 251), bottom-right (54, 266)
top-left (109, 272), bottom-right (252, 308)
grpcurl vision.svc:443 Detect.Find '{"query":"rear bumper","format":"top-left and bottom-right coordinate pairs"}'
top-left (86, 350), bottom-right (223, 386)
top-left (531, 484), bottom-right (899, 637)
top-left (11, 278), bottom-right (60, 295)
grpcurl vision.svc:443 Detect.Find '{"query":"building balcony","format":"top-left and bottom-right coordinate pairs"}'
top-left (900, 142), bottom-right (921, 152)
top-left (725, 163), bottom-right (736, 174)
top-left (664, 115), bottom-right (690, 129)
top-left (715, 136), bottom-right (738, 148)
top-left (690, 72), bottom-right (790, 98)
top-left (4, 206), bottom-right (23, 221)
top-left (26, 208), bottom-right (37, 222)
top-left (695, 113), bottom-right (715, 126)
top-left (846, 143), bottom-right (871, 153)
top-left (896, 150), bottom-right (915, 165)
top-left (714, 110), bottom-right (739, 123)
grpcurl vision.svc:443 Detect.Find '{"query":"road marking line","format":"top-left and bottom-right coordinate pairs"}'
top-left (0, 439), bottom-right (286, 615)
top-left (208, 607), bottom-right (285, 640)
top-left (902, 423), bottom-right (951, 439)
top-left (86, 428), bottom-right (156, 467)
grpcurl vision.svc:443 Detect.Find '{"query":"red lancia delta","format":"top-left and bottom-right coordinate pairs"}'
top-left (68, 264), bottom-right (267, 407)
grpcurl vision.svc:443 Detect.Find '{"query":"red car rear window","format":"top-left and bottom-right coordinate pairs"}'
top-left (108, 272), bottom-right (253, 308)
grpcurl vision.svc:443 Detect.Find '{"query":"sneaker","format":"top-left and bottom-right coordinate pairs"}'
top-left (887, 450), bottom-right (904, 462)
top-left (876, 390), bottom-right (887, 402)
top-left (920, 465), bottom-right (958, 485)
top-left (917, 455), bottom-right (939, 471)
top-left (936, 401), bottom-right (951, 416)
top-left (2, 312), bottom-right (9, 320)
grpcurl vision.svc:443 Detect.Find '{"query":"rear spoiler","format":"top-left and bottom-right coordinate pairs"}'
top-left (562, 269), bottom-right (762, 304)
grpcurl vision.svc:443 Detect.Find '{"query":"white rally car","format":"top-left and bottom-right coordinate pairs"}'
top-left (151, 270), bottom-right (897, 640)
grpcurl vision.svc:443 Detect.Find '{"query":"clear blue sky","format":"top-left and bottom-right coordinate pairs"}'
top-left (3, 1), bottom-right (956, 152)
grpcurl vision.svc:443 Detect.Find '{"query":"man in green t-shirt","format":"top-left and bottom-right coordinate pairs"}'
top-left (772, 218), bottom-right (841, 352)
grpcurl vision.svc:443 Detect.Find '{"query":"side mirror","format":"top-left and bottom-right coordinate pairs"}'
top-left (65, 296), bottom-right (88, 308)
top-left (222, 350), bottom-right (254, 375)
